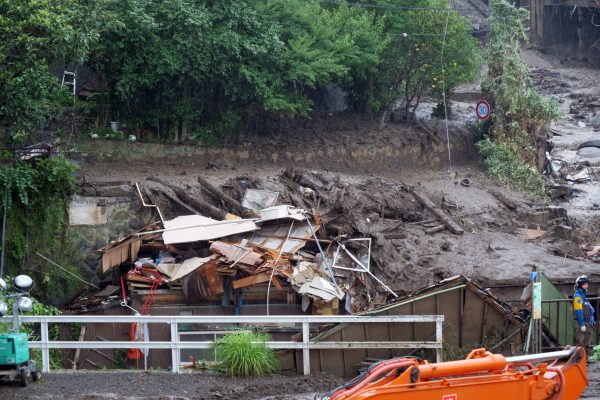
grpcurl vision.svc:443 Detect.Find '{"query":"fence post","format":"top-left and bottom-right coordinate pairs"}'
top-left (435, 316), bottom-right (443, 363)
top-left (40, 318), bottom-right (50, 373)
top-left (170, 319), bottom-right (179, 373)
top-left (302, 320), bottom-right (310, 375)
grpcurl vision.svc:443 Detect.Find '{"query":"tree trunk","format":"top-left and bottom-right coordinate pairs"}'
top-left (379, 108), bottom-right (389, 128)
top-left (197, 175), bottom-right (259, 218)
top-left (365, 74), bottom-right (374, 114)
top-left (180, 120), bottom-right (188, 142)
top-left (147, 177), bottom-right (227, 220)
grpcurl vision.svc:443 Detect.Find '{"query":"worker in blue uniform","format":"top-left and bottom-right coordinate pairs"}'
top-left (573, 275), bottom-right (595, 351)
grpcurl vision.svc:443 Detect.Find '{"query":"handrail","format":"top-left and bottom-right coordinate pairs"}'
top-left (0, 314), bottom-right (444, 375)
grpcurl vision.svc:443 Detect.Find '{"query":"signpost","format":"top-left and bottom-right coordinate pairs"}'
top-left (476, 100), bottom-right (491, 120)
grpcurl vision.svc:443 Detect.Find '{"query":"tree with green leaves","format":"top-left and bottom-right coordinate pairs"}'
top-left (364, 0), bottom-right (480, 125)
top-left (0, 0), bottom-right (87, 141)
top-left (478, 0), bottom-right (560, 198)
top-left (482, 0), bottom-right (560, 171)
top-left (258, 0), bottom-right (387, 116)
top-left (85, 0), bottom-right (289, 141)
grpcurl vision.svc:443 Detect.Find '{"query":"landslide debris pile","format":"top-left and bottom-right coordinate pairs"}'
top-left (72, 168), bottom-right (479, 315)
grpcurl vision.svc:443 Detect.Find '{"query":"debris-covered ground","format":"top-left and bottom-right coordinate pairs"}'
top-left (1, 362), bottom-right (600, 399)
top-left (79, 162), bottom-right (600, 307)
top-left (51, 47), bottom-right (600, 396)
top-left (71, 50), bottom-right (600, 313)
top-left (0, 371), bottom-right (344, 400)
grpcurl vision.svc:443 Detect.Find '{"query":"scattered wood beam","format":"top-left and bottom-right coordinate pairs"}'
top-left (406, 186), bottom-right (464, 235)
top-left (197, 175), bottom-right (258, 218)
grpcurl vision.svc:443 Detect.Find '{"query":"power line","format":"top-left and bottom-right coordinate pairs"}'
top-left (318, 0), bottom-right (455, 11)
top-left (317, 0), bottom-right (587, 11)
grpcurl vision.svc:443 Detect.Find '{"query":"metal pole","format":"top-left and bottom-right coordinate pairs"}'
top-left (0, 188), bottom-right (7, 278)
top-left (302, 320), bottom-right (310, 375)
top-left (340, 243), bottom-right (398, 298)
top-left (435, 318), bottom-right (443, 363)
top-left (506, 349), bottom-right (574, 364)
top-left (524, 317), bottom-right (533, 354)
top-left (135, 182), bottom-right (165, 224)
top-left (12, 298), bottom-right (19, 332)
top-left (170, 319), bottom-right (179, 373)
top-left (41, 318), bottom-right (50, 373)
top-left (305, 218), bottom-right (341, 297)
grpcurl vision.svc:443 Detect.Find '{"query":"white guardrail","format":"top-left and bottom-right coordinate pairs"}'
top-left (1, 315), bottom-right (444, 374)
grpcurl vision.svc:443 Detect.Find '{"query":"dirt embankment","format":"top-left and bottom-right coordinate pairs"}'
top-left (77, 112), bottom-right (478, 174)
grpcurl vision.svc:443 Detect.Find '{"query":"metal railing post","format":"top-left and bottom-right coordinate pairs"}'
top-left (170, 319), bottom-right (179, 373)
top-left (435, 316), bottom-right (443, 363)
top-left (40, 318), bottom-right (50, 373)
top-left (302, 320), bottom-right (310, 375)
top-left (0, 315), bottom-right (444, 374)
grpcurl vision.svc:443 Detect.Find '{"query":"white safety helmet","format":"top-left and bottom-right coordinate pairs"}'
top-left (576, 275), bottom-right (589, 289)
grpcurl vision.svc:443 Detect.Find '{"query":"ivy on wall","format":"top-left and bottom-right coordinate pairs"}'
top-left (0, 157), bottom-right (82, 302)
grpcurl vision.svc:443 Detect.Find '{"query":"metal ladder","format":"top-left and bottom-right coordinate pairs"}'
top-left (61, 70), bottom-right (76, 95)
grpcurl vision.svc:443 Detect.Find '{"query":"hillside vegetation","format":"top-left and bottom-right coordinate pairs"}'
top-left (1, 0), bottom-right (479, 144)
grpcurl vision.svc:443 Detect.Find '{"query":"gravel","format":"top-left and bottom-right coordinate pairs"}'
top-left (0, 371), bottom-right (343, 400)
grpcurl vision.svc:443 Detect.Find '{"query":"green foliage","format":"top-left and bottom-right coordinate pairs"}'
top-left (0, 278), bottom-right (62, 369)
top-left (0, 0), bottom-right (87, 136)
top-left (481, 0), bottom-right (560, 162)
top-left (258, 0), bottom-right (387, 115)
top-left (476, 138), bottom-right (546, 199)
top-left (366, 0), bottom-right (480, 121)
top-left (0, 158), bottom-right (82, 302)
top-left (0, 0), bottom-right (483, 141)
top-left (212, 330), bottom-right (279, 377)
top-left (478, 0), bottom-right (559, 198)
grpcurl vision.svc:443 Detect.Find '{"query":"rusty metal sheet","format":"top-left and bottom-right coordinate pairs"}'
top-left (183, 260), bottom-right (223, 303)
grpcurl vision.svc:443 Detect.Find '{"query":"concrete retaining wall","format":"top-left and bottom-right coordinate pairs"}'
top-left (77, 128), bottom-right (478, 173)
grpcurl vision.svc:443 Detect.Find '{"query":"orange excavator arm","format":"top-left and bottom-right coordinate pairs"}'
top-left (322, 347), bottom-right (587, 400)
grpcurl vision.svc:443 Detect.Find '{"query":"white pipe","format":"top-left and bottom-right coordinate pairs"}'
top-left (506, 348), bottom-right (575, 364)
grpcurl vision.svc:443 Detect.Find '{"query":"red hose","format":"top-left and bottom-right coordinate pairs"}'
top-left (120, 273), bottom-right (128, 303)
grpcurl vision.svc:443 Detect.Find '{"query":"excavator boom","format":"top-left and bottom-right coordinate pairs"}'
top-left (323, 347), bottom-right (587, 400)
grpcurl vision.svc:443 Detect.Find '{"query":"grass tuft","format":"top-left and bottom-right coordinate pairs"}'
top-left (212, 329), bottom-right (280, 377)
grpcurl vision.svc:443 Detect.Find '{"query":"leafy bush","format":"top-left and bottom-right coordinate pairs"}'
top-left (0, 158), bottom-right (83, 303)
top-left (476, 138), bottom-right (546, 199)
top-left (0, 0), bottom-right (86, 136)
top-left (482, 0), bottom-right (560, 169)
top-left (212, 330), bottom-right (279, 377)
top-left (0, 278), bottom-right (62, 369)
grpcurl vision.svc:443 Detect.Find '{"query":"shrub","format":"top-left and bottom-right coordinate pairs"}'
top-left (212, 330), bottom-right (279, 377)
top-left (476, 138), bottom-right (546, 200)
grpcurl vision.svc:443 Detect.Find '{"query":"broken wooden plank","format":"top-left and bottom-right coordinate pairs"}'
top-left (232, 273), bottom-right (273, 289)
top-left (406, 186), bottom-right (464, 235)
top-left (425, 224), bottom-right (445, 234)
top-left (147, 176), bottom-right (227, 220)
top-left (489, 189), bottom-right (518, 210)
top-left (271, 276), bottom-right (283, 290)
top-left (148, 186), bottom-right (201, 216)
top-left (517, 228), bottom-right (547, 241)
top-left (71, 325), bottom-right (86, 369)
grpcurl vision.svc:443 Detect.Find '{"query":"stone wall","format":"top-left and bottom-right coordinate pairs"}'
top-left (77, 126), bottom-right (478, 173)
